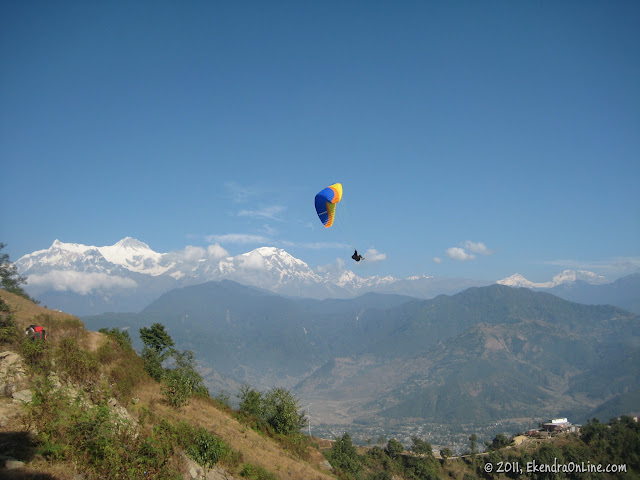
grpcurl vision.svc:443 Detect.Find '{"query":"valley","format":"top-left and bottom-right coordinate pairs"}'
top-left (82, 280), bottom-right (640, 447)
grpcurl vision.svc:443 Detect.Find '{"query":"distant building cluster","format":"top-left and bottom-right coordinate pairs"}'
top-left (527, 418), bottom-right (581, 436)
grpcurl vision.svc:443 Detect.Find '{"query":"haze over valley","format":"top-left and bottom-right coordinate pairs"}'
top-left (18, 237), bottom-right (633, 448)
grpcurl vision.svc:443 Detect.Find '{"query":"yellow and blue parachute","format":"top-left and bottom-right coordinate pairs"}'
top-left (315, 183), bottom-right (343, 228)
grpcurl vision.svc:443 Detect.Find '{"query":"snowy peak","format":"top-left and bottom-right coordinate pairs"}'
top-left (113, 237), bottom-right (151, 250)
top-left (497, 273), bottom-right (538, 288)
top-left (498, 270), bottom-right (607, 289)
top-left (17, 238), bottom-right (167, 277)
top-left (247, 246), bottom-right (309, 268)
top-left (98, 238), bottom-right (165, 275)
top-left (235, 246), bottom-right (322, 285)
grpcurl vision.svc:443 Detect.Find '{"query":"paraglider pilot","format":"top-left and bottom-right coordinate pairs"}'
top-left (352, 249), bottom-right (364, 262)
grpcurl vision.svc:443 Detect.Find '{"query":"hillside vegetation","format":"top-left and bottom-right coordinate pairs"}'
top-left (0, 289), bottom-right (335, 479)
top-left (1, 289), bottom-right (640, 480)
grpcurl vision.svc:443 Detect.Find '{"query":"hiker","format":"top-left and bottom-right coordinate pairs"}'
top-left (26, 325), bottom-right (47, 341)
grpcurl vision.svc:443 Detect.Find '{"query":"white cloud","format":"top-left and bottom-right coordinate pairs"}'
top-left (444, 240), bottom-right (493, 262)
top-left (544, 256), bottom-right (640, 278)
top-left (464, 241), bottom-right (493, 255)
top-left (433, 257), bottom-right (443, 264)
top-left (238, 205), bottom-right (285, 221)
top-left (237, 251), bottom-right (267, 271)
top-left (316, 258), bottom-right (346, 274)
top-left (181, 245), bottom-right (207, 262)
top-left (206, 233), bottom-right (271, 245)
top-left (446, 247), bottom-right (476, 261)
top-left (363, 248), bottom-right (387, 262)
top-left (224, 181), bottom-right (259, 203)
top-left (164, 244), bottom-right (227, 263)
top-left (260, 224), bottom-right (278, 237)
top-left (280, 240), bottom-right (349, 249)
top-left (207, 243), bottom-right (229, 260)
top-left (27, 271), bottom-right (137, 295)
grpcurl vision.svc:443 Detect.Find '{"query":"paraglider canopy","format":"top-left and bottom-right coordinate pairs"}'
top-left (314, 183), bottom-right (342, 228)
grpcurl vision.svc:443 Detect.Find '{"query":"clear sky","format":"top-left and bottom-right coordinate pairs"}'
top-left (2, 1), bottom-right (639, 283)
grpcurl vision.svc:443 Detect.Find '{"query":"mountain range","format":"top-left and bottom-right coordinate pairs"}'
top-left (83, 280), bottom-right (640, 429)
top-left (16, 237), bottom-right (640, 315)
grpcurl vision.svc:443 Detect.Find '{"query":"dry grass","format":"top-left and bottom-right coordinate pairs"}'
top-left (133, 383), bottom-right (335, 480)
top-left (0, 289), bottom-right (105, 352)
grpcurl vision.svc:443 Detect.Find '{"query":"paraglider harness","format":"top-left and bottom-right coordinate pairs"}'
top-left (26, 325), bottom-right (47, 341)
top-left (352, 249), bottom-right (364, 262)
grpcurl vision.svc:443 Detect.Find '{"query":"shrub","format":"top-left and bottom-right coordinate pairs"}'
top-left (20, 335), bottom-right (51, 373)
top-left (263, 387), bottom-right (306, 435)
top-left (99, 327), bottom-right (133, 351)
top-left (55, 337), bottom-right (100, 385)
top-left (0, 298), bottom-right (18, 345)
top-left (39, 313), bottom-right (85, 342)
top-left (163, 368), bottom-right (193, 408)
top-left (327, 433), bottom-right (362, 478)
top-left (108, 360), bottom-right (145, 404)
top-left (186, 426), bottom-right (230, 472)
top-left (240, 463), bottom-right (277, 480)
top-left (386, 438), bottom-right (404, 459)
top-left (411, 436), bottom-right (434, 456)
top-left (239, 385), bottom-right (265, 419)
top-left (212, 390), bottom-right (232, 409)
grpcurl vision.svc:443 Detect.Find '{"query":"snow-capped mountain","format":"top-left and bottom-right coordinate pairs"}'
top-left (17, 237), bottom-right (626, 316)
top-left (497, 270), bottom-right (607, 289)
top-left (18, 237), bottom-right (168, 276)
top-left (19, 238), bottom-right (451, 313)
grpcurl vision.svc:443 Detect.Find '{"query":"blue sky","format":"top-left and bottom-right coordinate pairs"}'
top-left (2, 1), bottom-right (639, 283)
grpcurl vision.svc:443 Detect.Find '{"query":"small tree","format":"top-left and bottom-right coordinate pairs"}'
top-left (411, 436), bottom-right (434, 456)
top-left (263, 387), bottom-right (307, 435)
top-left (163, 369), bottom-right (193, 408)
top-left (99, 328), bottom-right (133, 351)
top-left (488, 433), bottom-right (511, 451)
top-left (0, 298), bottom-right (18, 345)
top-left (140, 323), bottom-right (175, 358)
top-left (327, 433), bottom-right (361, 477)
top-left (440, 447), bottom-right (453, 459)
top-left (238, 384), bottom-right (264, 419)
top-left (186, 426), bottom-right (229, 475)
top-left (386, 438), bottom-right (404, 459)
top-left (0, 243), bottom-right (37, 302)
top-left (140, 323), bottom-right (175, 380)
top-left (469, 433), bottom-right (478, 455)
top-left (171, 349), bottom-right (208, 397)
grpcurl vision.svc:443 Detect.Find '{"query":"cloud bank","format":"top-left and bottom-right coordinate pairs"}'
top-left (27, 271), bottom-right (137, 295)
top-left (544, 256), bottom-right (640, 278)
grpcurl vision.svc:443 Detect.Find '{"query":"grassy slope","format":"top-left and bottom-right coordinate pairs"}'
top-left (0, 289), bottom-right (335, 480)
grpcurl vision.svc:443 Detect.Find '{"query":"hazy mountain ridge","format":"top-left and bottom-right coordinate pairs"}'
top-left (293, 285), bottom-right (639, 425)
top-left (84, 281), bottom-right (640, 428)
top-left (499, 272), bottom-right (640, 314)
